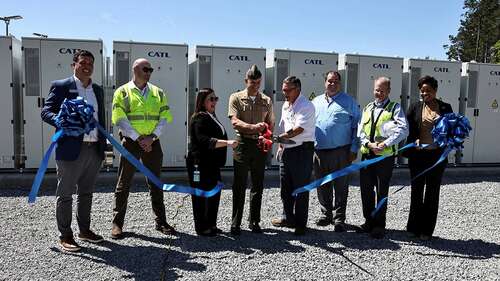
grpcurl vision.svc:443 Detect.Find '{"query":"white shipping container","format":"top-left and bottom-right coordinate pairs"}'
top-left (266, 49), bottom-right (339, 166)
top-left (0, 36), bottom-right (22, 169)
top-left (460, 62), bottom-right (500, 164)
top-left (339, 54), bottom-right (404, 110)
top-left (403, 58), bottom-right (461, 112)
top-left (189, 45), bottom-right (266, 166)
top-left (22, 37), bottom-right (105, 169)
top-left (113, 41), bottom-right (189, 167)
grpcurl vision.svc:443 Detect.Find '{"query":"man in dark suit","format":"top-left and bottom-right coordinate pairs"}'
top-left (41, 50), bottom-right (106, 252)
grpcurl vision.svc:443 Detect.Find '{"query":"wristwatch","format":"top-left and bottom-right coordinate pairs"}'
top-left (151, 134), bottom-right (158, 141)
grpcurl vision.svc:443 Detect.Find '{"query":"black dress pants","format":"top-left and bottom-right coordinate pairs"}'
top-left (359, 155), bottom-right (395, 229)
top-left (280, 142), bottom-right (314, 229)
top-left (187, 158), bottom-right (221, 233)
top-left (407, 149), bottom-right (447, 236)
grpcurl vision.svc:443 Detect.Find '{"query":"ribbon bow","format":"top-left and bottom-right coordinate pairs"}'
top-left (257, 123), bottom-right (273, 153)
top-left (54, 97), bottom-right (96, 137)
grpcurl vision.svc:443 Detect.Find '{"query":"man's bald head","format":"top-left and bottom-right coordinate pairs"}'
top-left (132, 58), bottom-right (153, 85)
top-left (133, 58), bottom-right (151, 70)
top-left (373, 76), bottom-right (391, 102)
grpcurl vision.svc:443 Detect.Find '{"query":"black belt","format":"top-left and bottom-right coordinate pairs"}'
top-left (238, 134), bottom-right (259, 140)
top-left (82, 141), bottom-right (98, 146)
top-left (316, 144), bottom-right (350, 152)
top-left (300, 141), bottom-right (315, 149)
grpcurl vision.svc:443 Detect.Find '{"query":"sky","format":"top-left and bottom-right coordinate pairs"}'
top-left (3, 0), bottom-right (464, 60)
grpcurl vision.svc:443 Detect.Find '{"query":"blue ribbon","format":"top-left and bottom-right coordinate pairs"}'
top-left (28, 98), bottom-right (222, 204)
top-left (292, 112), bottom-right (472, 218)
top-left (94, 123), bottom-right (223, 198)
top-left (28, 131), bottom-right (63, 204)
top-left (370, 145), bottom-right (453, 217)
top-left (370, 113), bottom-right (472, 217)
top-left (291, 143), bottom-right (417, 197)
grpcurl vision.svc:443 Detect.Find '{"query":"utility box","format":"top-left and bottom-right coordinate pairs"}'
top-left (339, 54), bottom-right (404, 110)
top-left (113, 41), bottom-right (188, 167)
top-left (402, 58), bottom-right (462, 164)
top-left (189, 45), bottom-right (266, 166)
top-left (266, 49), bottom-right (338, 166)
top-left (22, 37), bottom-right (105, 169)
top-left (0, 36), bottom-right (22, 169)
top-left (460, 62), bottom-right (500, 164)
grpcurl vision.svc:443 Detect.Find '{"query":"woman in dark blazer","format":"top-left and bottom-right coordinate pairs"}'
top-left (404, 75), bottom-right (453, 240)
top-left (187, 88), bottom-right (238, 236)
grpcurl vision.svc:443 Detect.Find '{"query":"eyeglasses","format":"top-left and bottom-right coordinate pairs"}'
top-left (282, 87), bottom-right (296, 93)
top-left (142, 67), bottom-right (154, 73)
top-left (208, 96), bottom-right (219, 102)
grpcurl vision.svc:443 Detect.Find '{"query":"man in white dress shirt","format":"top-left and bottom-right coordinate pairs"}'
top-left (41, 50), bottom-right (106, 252)
top-left (271, 76), bottom-right (316, 236)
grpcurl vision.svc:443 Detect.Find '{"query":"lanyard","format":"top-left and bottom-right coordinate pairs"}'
top-left (369, 100), bottom-right (391, 142)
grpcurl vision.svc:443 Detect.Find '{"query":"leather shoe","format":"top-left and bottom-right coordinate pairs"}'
top-left (315, 217), bottom-right (332, 226)
top-left (294, 227), bottom-right (307, 236)
top-left (334, 223), bottom-right (346, 233)
top-left (370, 227), bottom-right (385, 239)
top-left (197, 229), bottom-right (216, 237)
top-left (230, 226), bottom-right (241, 236)
top-left (78, 230), bottom-right (104, 243)
top-left (212, 227), bottom-right (223, 234)
top-left (156, 223), bottom-right (176, 235)
top-left (111, 225), bottom-right (123, 239)
top-left (249, 222), bottom-right (262, 233)
top-left (355, 223), bottom-right (372, 233)
top-left (59, 236), bottom-right (81, 252)
top-left (271, 218), bottom-right (295, 228)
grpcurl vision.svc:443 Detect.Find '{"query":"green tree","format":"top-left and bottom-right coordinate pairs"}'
top-left (491, 40), bottom-right (500, 63)
top-left (444, 0), bottom-right (500, 63)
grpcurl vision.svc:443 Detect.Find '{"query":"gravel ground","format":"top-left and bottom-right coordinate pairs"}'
top-left (0, 171), bottom-right (499, 281)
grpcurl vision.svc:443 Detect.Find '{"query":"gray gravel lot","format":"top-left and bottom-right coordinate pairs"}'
top-left (0, 169), bottom-right (499, 280)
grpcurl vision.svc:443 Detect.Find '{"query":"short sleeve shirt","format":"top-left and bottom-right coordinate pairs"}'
top-left (227, 89), bottom-right (274, 137)
top-left (279, 95), bottom-right (316, 148)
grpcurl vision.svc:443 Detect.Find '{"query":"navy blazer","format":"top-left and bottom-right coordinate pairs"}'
top-left (41, 76), bottom-right (106, 161)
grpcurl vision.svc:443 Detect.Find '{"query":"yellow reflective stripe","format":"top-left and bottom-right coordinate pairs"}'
top-left (126, 115), bottom-right (160, 121)
top-left (127, 115), bottom-right (144, 121)
top-left (147, 115), bottom-right (160, 120)
top-left (113, 104), bottom-right (127, 112)
top-left (155, 87), bottom-right (164, 103)
top-left (121, 88), bottom-right (130, 113)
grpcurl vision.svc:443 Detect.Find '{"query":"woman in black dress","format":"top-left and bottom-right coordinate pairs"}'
top-left (404, 75), bottom-right (453, 240)
top-left (187, 88), bottom-right (238, 236)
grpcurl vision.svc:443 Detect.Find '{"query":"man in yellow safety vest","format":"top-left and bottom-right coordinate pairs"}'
top-left (357, 76), bottom-right (408, 239)
top-left (110, 58), bottom-right (174, 239)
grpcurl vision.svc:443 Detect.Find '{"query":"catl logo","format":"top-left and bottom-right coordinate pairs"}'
top-left (434, 67), bottom-right (449, 72)
top-left (373, 63), bottom-right (390, 69)
top-left (59, 48), bottom-right (81, 54)
top-left (148, 51), bottom-right (169, 58)
top-left (305, 59), bottom-right (323, 65)
top-left (229, 55), bottom-right (249, 61)
top-left (490, 70), bottom-right (500, 76)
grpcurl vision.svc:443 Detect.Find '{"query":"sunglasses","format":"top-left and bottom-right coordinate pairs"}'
top-left (208, 96), bottom-right (219, 102)
top-left (142, 67), bottom-right (154, 73)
